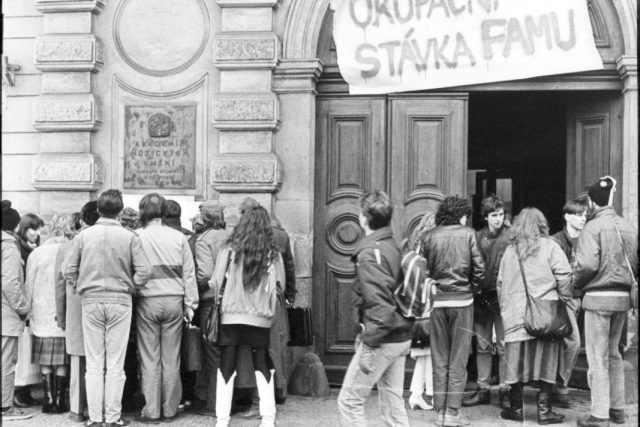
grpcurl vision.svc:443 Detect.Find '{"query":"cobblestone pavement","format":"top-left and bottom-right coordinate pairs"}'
top-left (6, 388), bottom-right (638, 426)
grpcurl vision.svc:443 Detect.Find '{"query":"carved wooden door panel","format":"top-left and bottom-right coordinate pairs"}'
top-left (313, 94), bottom-right (468, 385)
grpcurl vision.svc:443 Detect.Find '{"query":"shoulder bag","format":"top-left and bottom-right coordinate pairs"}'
top-left (610, 219), bottom-right (638, 309)
top-left (515, 244), bottom-right (572, 341)
top-left (204, 250), bottom-right (233, 345)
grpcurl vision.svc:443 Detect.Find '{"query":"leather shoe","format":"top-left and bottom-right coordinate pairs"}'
top-left (461, 388), bottom-right (490, 407)
top-left (68, 412), bottom-right (86, 423)
top-left (135, 414), bottom-right (161, 424)
top-left (577, 415), bottom-right (610, 427)
top-left (551, 393), bottom-right (572, 408)
top-left (609, 409), bottom-right (625, 424)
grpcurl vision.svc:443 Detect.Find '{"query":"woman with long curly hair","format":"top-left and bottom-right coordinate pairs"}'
top-left (212, 205), bottom-right (284, 427)
top-left (497, 208), bottom-right (572, 425)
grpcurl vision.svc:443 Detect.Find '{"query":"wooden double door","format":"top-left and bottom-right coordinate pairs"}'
top-left (312, 94), bottom-right (468, 384)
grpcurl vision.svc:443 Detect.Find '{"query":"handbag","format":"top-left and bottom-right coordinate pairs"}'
top-left (204, 250), bottom-right (233, 345)
top-left (515, 244), bottom-right (572, 341)
top-left (181, 321), bottom-right (202, 372)
top-left (611, 219), bottom-right (639, 310)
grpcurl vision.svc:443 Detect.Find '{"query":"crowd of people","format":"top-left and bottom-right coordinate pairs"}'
top-left (1, 175), bottom-right (637, 427)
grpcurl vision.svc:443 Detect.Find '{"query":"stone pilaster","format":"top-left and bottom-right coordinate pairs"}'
top-left (31, 0), bottom-right (104, 202)
top-left (212, 0), bottom-right (282, 219)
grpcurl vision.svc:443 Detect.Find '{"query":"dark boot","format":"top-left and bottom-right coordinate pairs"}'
top-left (461, 388), bottom-right (490, 407)
top-left (13, 386), bottom-right (39, 407)
top-left (537, 392), bottom-right (564, 425)
top-left (41, 374), bottom-right (55, 413)
top-left (54, 375), bottom-right (69, 413)
top-left (498, 388), bottom-right (509, 409)
top-left (500, 384), bottom-right (523, 422)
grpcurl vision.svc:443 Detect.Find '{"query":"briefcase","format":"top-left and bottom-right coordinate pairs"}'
top-left (181, 322), bottom-right (202, 372)
top-left (287, 306), bottom-right (313, 346)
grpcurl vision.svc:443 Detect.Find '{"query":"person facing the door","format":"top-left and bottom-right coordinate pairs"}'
top-left (420, 196), bottom-right (485, 427)
top-left (337, 190), bottom-right (414, 427)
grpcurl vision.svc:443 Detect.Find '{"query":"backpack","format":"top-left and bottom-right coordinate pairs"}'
top-left (394, 248), bottom-right (436, 320)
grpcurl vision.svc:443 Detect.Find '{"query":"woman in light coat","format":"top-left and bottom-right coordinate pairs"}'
top-left (497, 208), bottom-right (572, 425)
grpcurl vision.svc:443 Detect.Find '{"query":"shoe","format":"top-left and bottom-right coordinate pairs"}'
top-left (255, 370), bottom-right (276, 427)
top-left (105, 419), bottom-right (131, 427)
top-left (69, 412), bottom-right (87, 423)
top-left (236, 403), bottom-right (260, 419)
top-left (42, 373), bottom-right (56, 413)
top-left (161, 414), bottom-right (177, 423)
top-left (177, 403), bottom-right (185, 413)
top-left (86, 421), bottom-right (104, 427)
top-left (135, 414), bottom-right (161, 424)
top-left (275, 387), bottom-right (286, 405)
top-left (184, 400), bottom-right (192, 410)
top-left (409, 393), bottom-right (433, 410)
top-left (500, 384), bottom-right (523, 422)
top-left (215, 369), bottom-right (236, 427)
top-left (443, 408), bottom-right (471, 426)
top-left (577, 415), bottom-right (610, 427)
top-left (1, 407), bottom-right (33, 421)
top-left (537, 392), bottom-right (564, 425)
top-left (551, 392), bottom-right (572, 408)
top-left (54, 375), bottom-right (69, 413)
top-left (461, 388), bottom-right (490, 407)
top-left (434, 408), bottom-right (445, 426)
top-left (498, 388), bottom-right (509, 409)
top-left (609, 409), bottom-right (625, 424)
top-left (13, 386), bottom-right (39, 407)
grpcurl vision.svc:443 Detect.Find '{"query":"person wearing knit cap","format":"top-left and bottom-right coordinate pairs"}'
top-left (575, 176), bottom-right (638, 427)
top-left (120, 207), bottom-right (140, 231)
top-left (1, 201), bottom-right (33, 421)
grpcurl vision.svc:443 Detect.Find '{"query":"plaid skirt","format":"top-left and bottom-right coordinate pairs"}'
top-left (32, 336), bottom-right (70, 365)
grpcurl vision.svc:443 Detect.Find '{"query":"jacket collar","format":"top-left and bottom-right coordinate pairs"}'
top-left (354, 226), bottom-right (394, 253)
top-left (96, 217), bottom-right (123, 226)
top-left (590, 205), bottom-right (616, 219)
top-left (481, 223), bottom-right (508, 239)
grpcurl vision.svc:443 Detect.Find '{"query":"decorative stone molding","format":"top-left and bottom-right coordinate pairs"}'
top-left (33, 94), bottom-right (102, 131)
top-left (35, 0), bottom-right (105, 14)
top-left (274, 59), bottom-right (324, 93)
top-left (216, 0), bottom-right (280, 7)
top-left (211, 153), bottom-right (281, 192)
top-left (214, 33), bottom-right (278, 69)
top-left (32, 153), bottom-right (102, 190)
top-left (35, 34), bottom-right (103, 72)
top-left (212, 93), bottom-right (279, 130)
top-left (617, 56), bottom-right (638, 92)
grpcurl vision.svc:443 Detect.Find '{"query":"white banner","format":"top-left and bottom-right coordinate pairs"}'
top-left (330, 0), bottom-right (603, 94)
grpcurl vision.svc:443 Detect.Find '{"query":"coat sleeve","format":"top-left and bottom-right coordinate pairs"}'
top-left (195, 235), bottom-right (214, 290)
top-left (24, 255), bottom-right (37, 319)
top-left (2, 242), bottom-right (29, 317)
top-left (549, 242), bottom-right (573, 302)
top-left (282, 238), bottom-right (297, 302)
top-left (469, 232), bottom-right (486, 293)
top-left (64, 234), bottom-right (82, 287)
top-left (210, 247), bottom-right (230, 293)
top-left (54, 244), bottom-right (68, 329)
top-left (181, 235), bottom-right (199, 311)
top-left (130, 234), bottom-right (150, 288)
top-left (574, 224), bottom-right (599, 290)
top-left (356, 248), bottom-right (399, 348)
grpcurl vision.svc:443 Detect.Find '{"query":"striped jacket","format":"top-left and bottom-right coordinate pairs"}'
top-left (136, 220), bottom-right (199, 310)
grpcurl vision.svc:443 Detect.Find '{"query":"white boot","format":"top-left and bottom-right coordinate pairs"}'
top-left (255, 369), bottom-right (276, 427)
top-left (215, 370), bottom-right (236, 427)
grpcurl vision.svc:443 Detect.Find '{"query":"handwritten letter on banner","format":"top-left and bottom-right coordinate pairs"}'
top-left (330, 0), bottom-right (603, 94)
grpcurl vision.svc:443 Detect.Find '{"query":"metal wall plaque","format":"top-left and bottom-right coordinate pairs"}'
top-left (123, 105), bottom-right (196, 189)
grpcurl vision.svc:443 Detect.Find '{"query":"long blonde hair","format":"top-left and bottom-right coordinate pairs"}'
top-left (509, 207), bottom-right (549, 259)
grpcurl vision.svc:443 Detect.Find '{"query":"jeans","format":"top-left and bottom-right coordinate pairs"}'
top-left (338, 337), bottom-right (411, 427)
top-left (584, 309), bottom-right (626, 419)
top-left (555, 298), bottom-right (581, 394)
top-left (69, 355), bottom-right (87, 415)
top-left (83, 302), bottom-right (132, 424)
top-left (194, 301), bottom-right (221, 411)
top-left (473, 310), bottom-right (505, 389)
top-left (136, 296), bottom-right (183, 419)
top-left (1, 336), bottom-right (18, 408)
top-left (430, 305), bottom-right (474, 410)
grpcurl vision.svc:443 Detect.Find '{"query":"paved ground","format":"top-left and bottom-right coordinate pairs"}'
top-left (6, 387), bottom-right (638, 427)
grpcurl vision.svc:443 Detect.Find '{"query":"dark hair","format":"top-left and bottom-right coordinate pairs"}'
top-left (97, 189), bottom-right (123, 219)
top-left (70, 212), bottom-right (83, 231)
top-left (435, 197), bottom-right (472, 226)
top-left (562, 199), bottom-right (587, 216)
top-left (81, 201), bottom-right (99, 226)
top-left (359, 190), bottom-right (393, 230)
top-left (18, 213), bottom-right (44, 241)
top-left (509, 207), bottom-right (549, 259)
top-left (139, 193), bottom-right (166, 227)
top-left (226, 205), bottom-right (278, 291)
top-left (165, 200), bottom-right (181, 219)
top-left (480, 195), bottom-right (505, 219)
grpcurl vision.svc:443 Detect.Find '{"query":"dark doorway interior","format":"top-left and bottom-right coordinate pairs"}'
top-left (468, 92), bottom-right (567, 233)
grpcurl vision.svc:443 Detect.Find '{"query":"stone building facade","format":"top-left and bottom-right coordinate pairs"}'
top-left (2, 0), bottom-right (637, 386)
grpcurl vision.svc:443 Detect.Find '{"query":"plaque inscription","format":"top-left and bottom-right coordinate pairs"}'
top-left (124, 105), bottom-right (196, 189)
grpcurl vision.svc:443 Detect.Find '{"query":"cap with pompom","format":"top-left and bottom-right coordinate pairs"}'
top-left (2, 200), bottom-right (21, 231)
top-left (588, 176), bottom-right (617, 207)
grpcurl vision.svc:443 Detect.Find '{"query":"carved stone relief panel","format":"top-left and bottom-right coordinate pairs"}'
top-left (35, 34), bottom-right (103, 71)
top-left (114, 0), bottom-right (210, 76)
top-left (32, 153), bottom-right (102, 190)
top-left (213, 33), bottom-right (278, 69)
top-left (210, 153), bottom-right (281, 192)
top-left (33, 94), bottom-right (102, 131)
top-left (212, 93), bottom-right (279, 130)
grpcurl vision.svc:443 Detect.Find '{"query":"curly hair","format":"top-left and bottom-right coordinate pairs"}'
top-left (226, 205), bottom-right (278, 290)
top-left (435, 197), bottom-right (472, 226)
top-left (406, 211), bottom-right (436, 251)
top-left (480, 195), bottom-right (506, 219)
top-left (48, 214), bottom-right (76, 241)
top-left (508, 207), bottom-right (550, 259)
